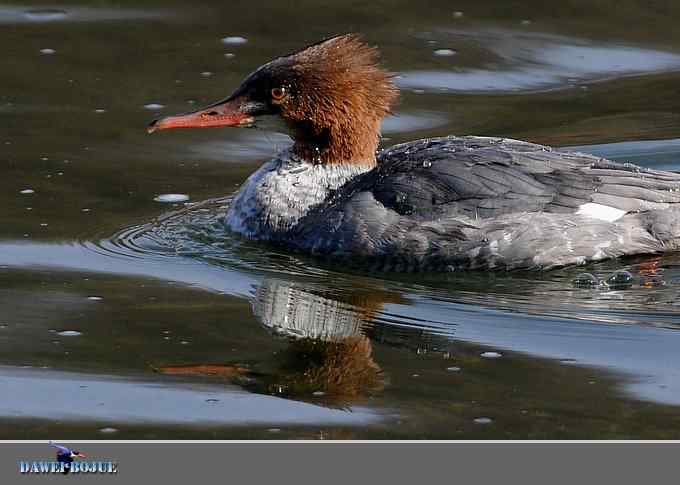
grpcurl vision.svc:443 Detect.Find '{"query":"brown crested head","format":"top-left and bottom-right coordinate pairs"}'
top-left (148, 34), bottom-right (399, 165)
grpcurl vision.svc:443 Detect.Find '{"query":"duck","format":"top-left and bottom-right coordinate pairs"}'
top-left (148, 34), bottom-right (680, 271)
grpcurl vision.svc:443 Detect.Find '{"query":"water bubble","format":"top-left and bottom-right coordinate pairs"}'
top-left (422, 160), bottom-right (432, 168)
top-left (433, 49), bottom-right (456, 57)
top-left (154, 194), bottom-right (190, 203)
top-left (94, 109), bottom-right (107, 113)
top-left (312, 391), bottom-right (325, 396)
top-left (267, 428), bottom-right (281, 433)
top-left (221, 36), bottom-right (248, 45)
top-left (446, 366), bottom-right (461, 372)
top-left (474, 417), bottom-right (493, 424)
top-left (39, 48), bottom-right (56, 55)
top-left (573, 272), bottom-right (599, 288)
top-left (19, 189), bottom-right (35, 195)
top-left (24, 9), bottom-right (68, 21)
top-left (98, 427), bottom-right (118, 434)
top-left (453, 11), bottom-right (464, 18)
top-left (143, 103), bottom-right (165, 110)
top-left (201, 71), bottom-right (213, 77)
top-left (57, 330), bottom-right (82, 337)
top-left (87, 296), bottom-right (103, 301)
top-left (179, 340), bottom-right (190, 345)
top-left (81, 208), bottom-right (91, 212)
top-left (481, 351), bottom-right (502, 359)
top-left (224, 53), bottom-right (236, 58)
top-left (606, 270), bottom-right (634, 288)
top-left (521, 19), bottom-right (532, 25)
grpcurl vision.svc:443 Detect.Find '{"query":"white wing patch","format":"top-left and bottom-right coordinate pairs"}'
top-left (576, 203), bottom-right (627, 222)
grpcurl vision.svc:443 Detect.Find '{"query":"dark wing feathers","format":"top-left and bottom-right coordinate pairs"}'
top-left (373, 136), bottom-right (680, 218)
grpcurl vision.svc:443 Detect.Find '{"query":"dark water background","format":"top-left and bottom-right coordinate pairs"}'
top-left (2, 0), bottom-right (680, 439)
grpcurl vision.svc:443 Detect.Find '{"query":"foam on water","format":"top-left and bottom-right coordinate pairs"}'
top-left (221, 36), bottom-right (248, 45)
top-left (154, 194), bottom-right (190, 203)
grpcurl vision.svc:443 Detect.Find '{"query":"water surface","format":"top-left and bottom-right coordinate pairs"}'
top-left (3, 0), bottom-right (680, 439)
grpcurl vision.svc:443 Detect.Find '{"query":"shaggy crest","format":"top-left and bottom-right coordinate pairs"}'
top-left (279, 34), bottom-right (399, 164)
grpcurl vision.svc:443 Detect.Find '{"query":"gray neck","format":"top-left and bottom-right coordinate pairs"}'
top-left (226, 151), bottom-right (373, 239)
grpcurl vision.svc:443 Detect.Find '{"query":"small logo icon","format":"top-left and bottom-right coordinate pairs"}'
top-left (49, 441), bottom-right (87, 475)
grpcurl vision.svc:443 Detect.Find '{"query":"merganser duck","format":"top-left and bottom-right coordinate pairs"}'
top-left (148, 34), bottom-right (680, 271)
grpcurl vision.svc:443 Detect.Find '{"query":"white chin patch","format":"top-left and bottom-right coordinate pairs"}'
top-left (576, 202), bottom-right (627, 222)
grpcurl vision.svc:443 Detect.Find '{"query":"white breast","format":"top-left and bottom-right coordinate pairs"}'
top-left (225, 152), bottom-right (373, 239)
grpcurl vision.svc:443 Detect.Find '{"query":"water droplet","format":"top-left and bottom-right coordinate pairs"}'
top-left (433, 49), bottom-right (456, 57)
top-left (154, 193), bottom-right (190, 203)
top-left (205, 398), bottom-right (220, 403)
top-left (87, 296), bottom-right (103, 301)
top-left (19, 189), bottom-right (35, 195)
top-left (221, 36), bottom-right (248, 45)
top-left (481, 351), bottom-right (502, 359)
top-left (453, 11), bottom-right (464, 18)
top-left (312, 391), bottom-right (325, 397)
top-left (179, 340), bottom-right (190, 345)
top-left (474, 417), bottom-right (493, 424)
top-left (143, 103), bottom-right (165, 110)
top-left (57, 330), bottom-right (82, 337)
top-left (24, 9), bottom-right (68, 21)
top-left (446, 366), bottom-right (461, 372)
top-left (521, 19), bottom-right (532, 25)
top-left (39, 48), bottom-right (56, 55)
top-left (268, 428), bottom-right (281, 433)
top-left (573, 272), bottom-right (599, 288)
top-left (98, 427), bottom-right (118, 434)
top-left (606, 270), bottom-right (634, 288)
top-left (200, 71), bottom-right (213, 77)
top-left (224, 53), bottom-right (236, 58)
top-left (422, 160), bottom-right (432, 168)
top-left (94, 108), bottom-right (107, 113)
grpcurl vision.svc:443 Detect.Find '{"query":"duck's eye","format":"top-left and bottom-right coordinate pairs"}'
top-left (271, 87), bottom-right (286, 101)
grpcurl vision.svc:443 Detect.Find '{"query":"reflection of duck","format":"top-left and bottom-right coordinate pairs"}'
top-left (149, 34), bottom-right (680, 271)
top-left (251, 279), bottom-right (386, 401)
top-left (253, 279), bottom-right (364, 340)
top-left (49, 441), bottom-right (86, 475)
